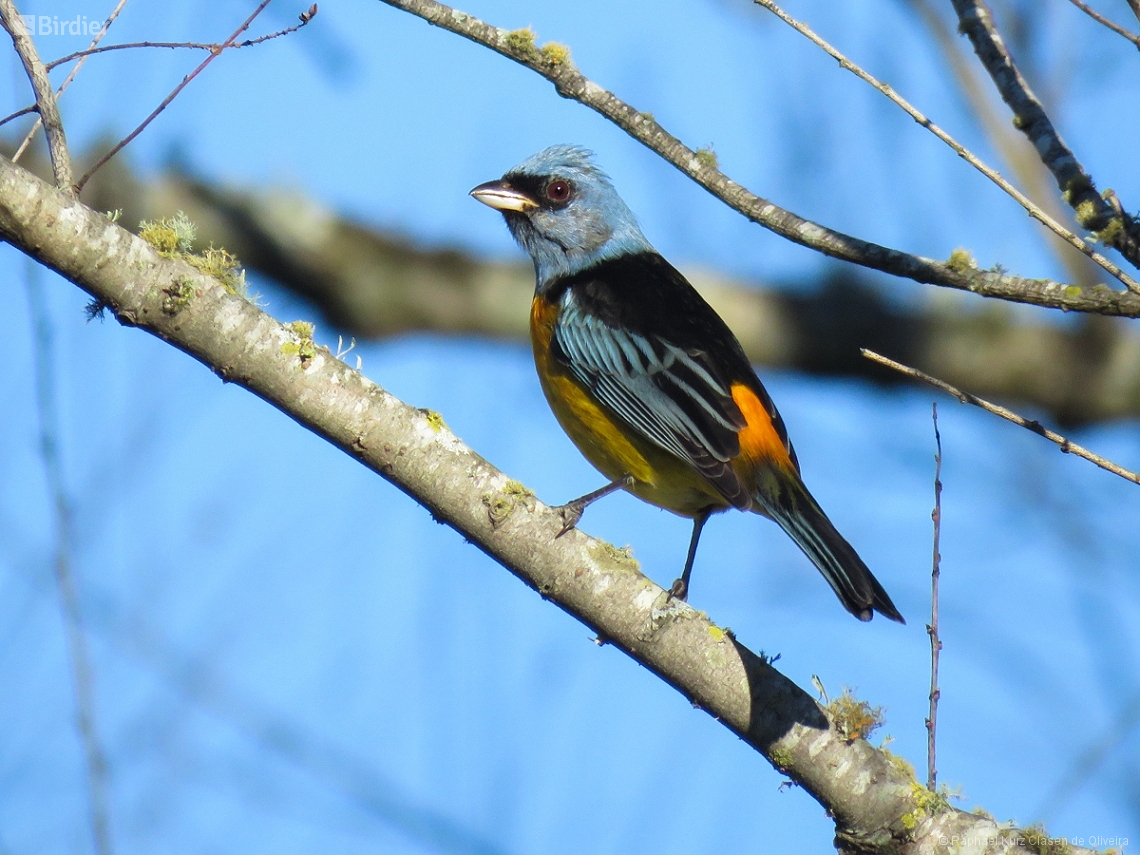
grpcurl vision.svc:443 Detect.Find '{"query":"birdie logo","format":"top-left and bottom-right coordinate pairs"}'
top-left (19, 14), bottom-right (108, 36)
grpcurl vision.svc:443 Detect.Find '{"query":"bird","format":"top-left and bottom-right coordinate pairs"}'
top-left (470, 145), bottom-right (903, 623)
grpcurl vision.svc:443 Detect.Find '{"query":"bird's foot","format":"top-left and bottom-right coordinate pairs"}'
top-left (555, 500), bottom-right (585, 538)
top-left (666, 577), bottom-right (689, 602)
top-left (553, 474), bottom-right (634, 538)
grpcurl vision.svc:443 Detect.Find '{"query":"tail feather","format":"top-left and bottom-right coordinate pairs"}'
top-left (757, 472), bottom-right (904, 623)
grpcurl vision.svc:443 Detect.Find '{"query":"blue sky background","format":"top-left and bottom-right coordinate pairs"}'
top-left (1, 0), bottom-right (1139, 853)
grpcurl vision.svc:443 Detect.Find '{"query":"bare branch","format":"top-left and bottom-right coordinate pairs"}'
top-left (861, 349), bottom-right (1140, 485)
top-left (73, 0), bottom-right (313, 193)
top-left (951, 0), bottom-right (1140, 270)
top-left (374, 0), bottom-right (1140, 316)
top-left (1064, 0), bottom-right (1140, 48)
top-left (0, 0), bottom-right (73, 189)
top-left (12, 0), bottom-right (130, 164)
top-left (926, 404), bottom-right (943, 793)
top-left (47, 40), bottom-right (224, 68)
top-left (0, 103), bottom-right (37, 127)
top-left (0, 151), bottom-right (1098, 855)
top-left (752, 0), bottom-right (1139, 293)
top-left (46, 7), bottom-right (319, 71)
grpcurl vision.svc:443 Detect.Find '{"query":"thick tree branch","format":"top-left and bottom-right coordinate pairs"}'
top-left (950, 0), bottom-right (1140, 269)
top-left (0, 0), bottom-right (73, 190)
top-left (0, 153), bottom-right (1090, 855)
top-left (376, 0), bottom-right (1140, 316)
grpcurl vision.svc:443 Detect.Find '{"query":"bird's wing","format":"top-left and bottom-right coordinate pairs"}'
top-left (553, 290), bottom-right (752, 508)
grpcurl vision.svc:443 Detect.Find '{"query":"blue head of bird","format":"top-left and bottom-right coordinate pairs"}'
top-left (470, 145), bottom-right (654, 287)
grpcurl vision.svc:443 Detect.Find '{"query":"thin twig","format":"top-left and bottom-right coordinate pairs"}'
top-left (0, 103), bottom-right (36, 127)
top-left (26, 260), bottom-right (114, 855)
top-left (48, 40), bottom-right (231, 69)
top-left (926, 404), bottom-right (943, 792)
top-left (753, 0), bottom-right (1140, 294)
top-left (861, 349), bottom-right (1140, 485)
top-left (0, 0), bottom-right (73, 189)
top-left (376, 0), bottom-right (1140, 318)
top-left (1064, 0), bottom-right (1140, 48)
top-left (12, 0), bottom-right (130, 164)
top-left (951, 0), bottom-right (1140, 272)
top-left (74, 1), bottom-right (317, 193)
top-left (46, 10), bottom-right (318, 71)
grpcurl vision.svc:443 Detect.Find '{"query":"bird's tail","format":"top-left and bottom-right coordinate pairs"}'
top-left (754, 469), bottom-right (904, 623)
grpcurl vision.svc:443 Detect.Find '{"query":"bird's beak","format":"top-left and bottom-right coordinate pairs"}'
top-left (469, 180), bottom-right (538, 213)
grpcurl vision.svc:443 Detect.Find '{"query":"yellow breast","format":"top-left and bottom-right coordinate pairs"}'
top-left (530, 296), bottom-right (729, 518)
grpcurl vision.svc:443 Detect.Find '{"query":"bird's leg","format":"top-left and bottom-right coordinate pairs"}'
top-left (667, 510), bottom-right (712, 602)
top-left (555, 474), bottom-right (634, 537)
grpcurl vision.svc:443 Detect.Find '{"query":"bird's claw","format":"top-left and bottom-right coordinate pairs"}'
top-left (555, 502), bottom-right (584, 538)
top-left (666, 578), bottom-right (689, 602)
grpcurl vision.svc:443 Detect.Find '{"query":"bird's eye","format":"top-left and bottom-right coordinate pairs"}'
top-left (546, 180), bottom-right (571, 202)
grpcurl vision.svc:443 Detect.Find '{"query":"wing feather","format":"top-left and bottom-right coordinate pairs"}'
top-left (554, 290), bottom-right (750, 508)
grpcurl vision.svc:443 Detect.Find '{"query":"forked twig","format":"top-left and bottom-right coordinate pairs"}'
top-left (74, 2), bottom-right (317, 193)
top-left (927, 404), bottom-right (943, 792)
top-left (861, 349), bottom-right (1140, 485)
top-left (753, 0), bottom-right (1140, 294)
top-left (0, 0), bottom-right (73, 189)
top-left (12, 0), bottom-right (129, 164)
top-left (47, 10), bottom-right (317, 71)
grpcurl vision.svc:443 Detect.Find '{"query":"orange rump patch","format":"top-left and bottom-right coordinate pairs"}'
top-left (731, 383), bottom-right (793, 468)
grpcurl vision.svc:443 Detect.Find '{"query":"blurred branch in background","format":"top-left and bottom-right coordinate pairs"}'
top-left (26, 260), bottom-right (114, 855)
top-left (61, 148), bottom-right (1140, 427)
top-left (1037, 690), bottom-right (1140, 825)
top-left (74, 584), bottom-right (509, 855)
